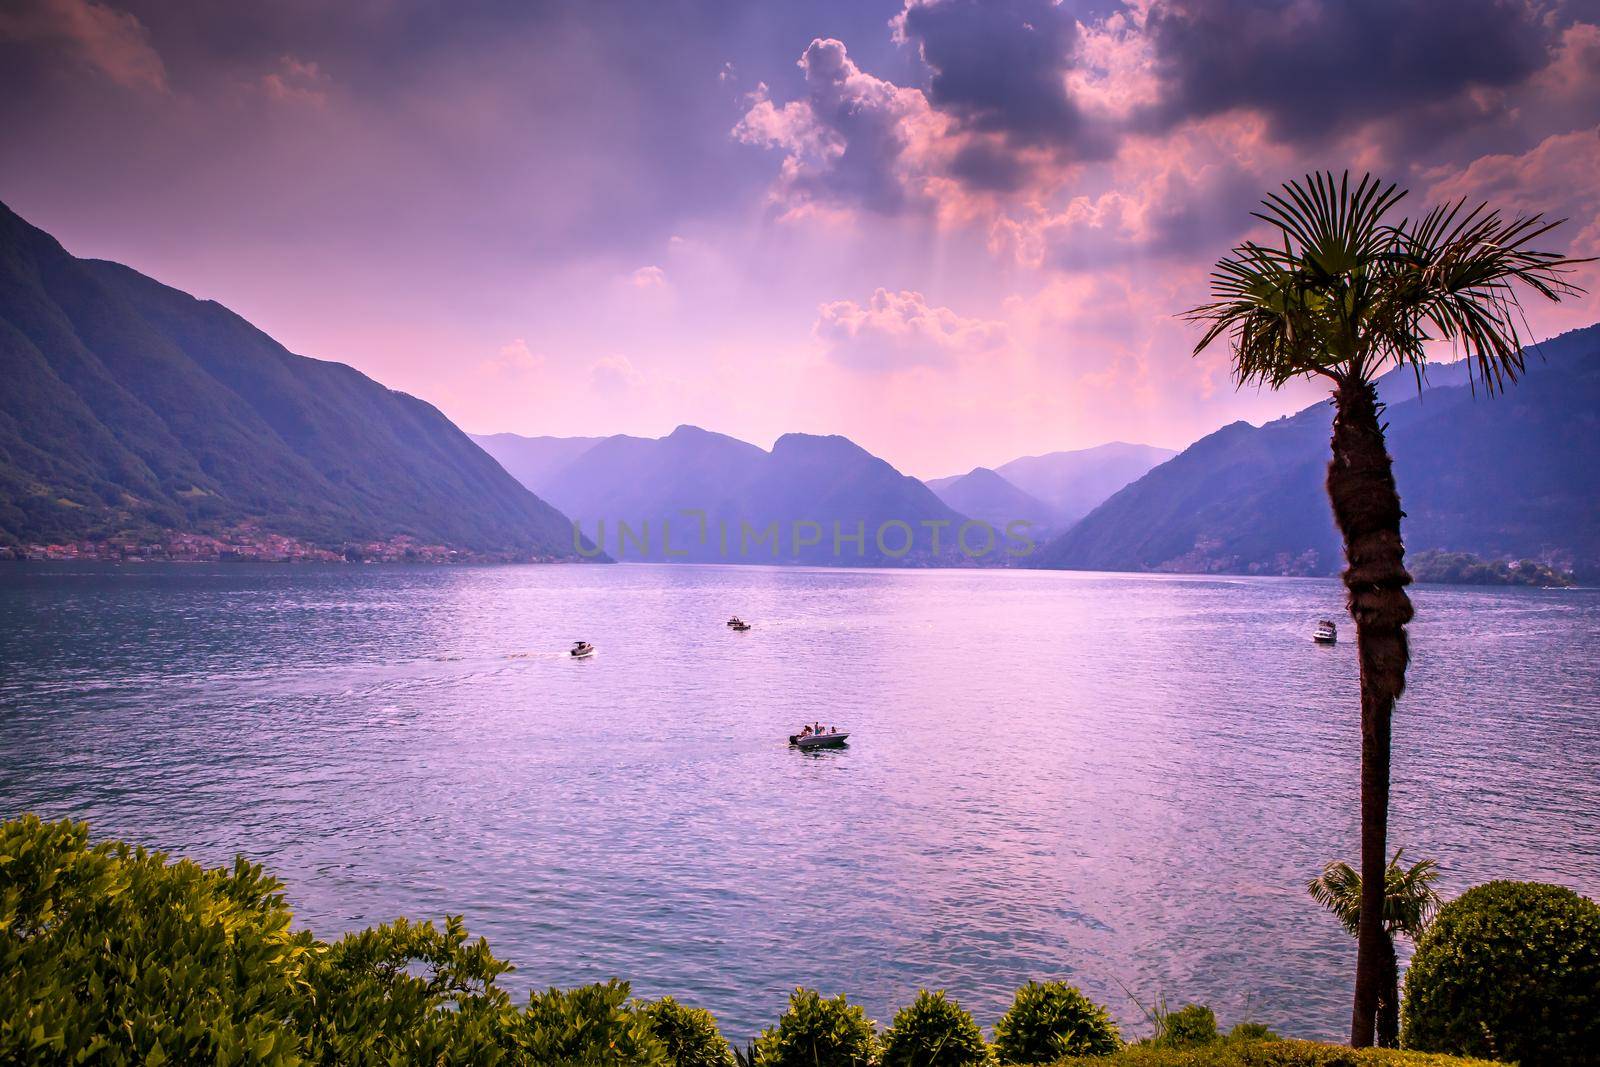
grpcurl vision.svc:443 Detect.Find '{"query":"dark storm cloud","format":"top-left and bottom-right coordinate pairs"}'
top-left (896, 0), bottom-right (1110, 159)
top-left (1143, 0), bottom-right (1551, 141)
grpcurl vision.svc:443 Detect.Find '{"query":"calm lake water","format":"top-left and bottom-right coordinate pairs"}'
top-left (2, 562), bottom-right (1597, 1042)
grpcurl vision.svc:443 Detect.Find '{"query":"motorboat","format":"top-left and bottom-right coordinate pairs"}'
top-left (570, 641), bottom-right (596, 658)
top-left (789, 729), bottom-right (849, 750)
top-left (1312, 619), bottom-right (1338, 644)
top-left (729, 618), bottom-right (752, 631)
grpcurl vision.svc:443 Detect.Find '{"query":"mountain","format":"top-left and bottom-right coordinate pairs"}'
top-left (469, 433), bottom-right (604, 497)
top-left (979, 442), bottom-right (1177, 526)
top-left (925, 466), bottom-right (1058, 536)
top-left (0, 200), bottom-right (583, 560)
top-left (1036, 324), bottom-right (1600, 576)
top-left (481, 425), bottom-right (979, 564)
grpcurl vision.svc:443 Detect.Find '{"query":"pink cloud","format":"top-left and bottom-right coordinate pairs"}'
top-left (0, 0), bottom-right (166, 91)
top-left (814, 288), bottom-right (1009, 372)
top-left (261, 55), bottom-right (330, 107)
top-left (590, 354), bottom-right (643, 395)
top-left (629, 265), bottom-right (667, 288)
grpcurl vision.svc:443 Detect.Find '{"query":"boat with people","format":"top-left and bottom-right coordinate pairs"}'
top-left (789, 722), bottom-right (849, 749)
top-left (728, 616), bottom-right (752, 631)
top-left (1312, 619), bottom-right (1338, 644)
top-left (570, 641), bottom-right (595, 658)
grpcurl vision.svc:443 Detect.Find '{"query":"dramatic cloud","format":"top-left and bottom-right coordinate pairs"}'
top-left (814, 288), bottom-right (1009, 372)
top-left (1141, 0), bottom-right (1549, 143)
top-left (735, 37), bottom-right (952, 215)
top-left (0, 0), bottom-right (166, 90)
top-left (6, 0), bottom-right (1597, 475)
top-left (894, 0), bottom-right (1105, 161)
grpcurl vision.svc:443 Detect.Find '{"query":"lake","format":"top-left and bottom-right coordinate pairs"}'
top-left (1, 562), bottom-right (1597, 1043)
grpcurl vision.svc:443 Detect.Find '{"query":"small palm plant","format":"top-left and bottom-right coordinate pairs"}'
top-left (1189, 171), bottom-right (1585, 1046)
top-left (1309, 849), bottom-right (1442, 1048)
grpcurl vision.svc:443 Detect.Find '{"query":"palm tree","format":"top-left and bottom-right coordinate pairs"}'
top-left (1309, 849), bottom-right (1442, 1046)
top-left (1188, 171), bottom-right (1586, 1047)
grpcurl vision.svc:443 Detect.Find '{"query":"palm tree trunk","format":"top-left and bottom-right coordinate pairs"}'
top-left (1325, 378), bottom-right (1413, 1048)
top-left (1378, 933), bottom-right (1401, 1047)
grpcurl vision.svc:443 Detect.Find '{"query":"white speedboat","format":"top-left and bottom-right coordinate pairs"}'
top-left (1312, 619), bottom-right (1338, 644)
top-left (789, 730), bottom-right (849, 749)
top-left (570, 641), bottom-right (596, 659)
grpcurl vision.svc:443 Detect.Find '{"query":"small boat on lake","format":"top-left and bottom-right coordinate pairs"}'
top-left (789, 726), bottom-right (849, 749)
top-left (570, 641), bottom-right (596, 658)
top-left (1312, 619), bottom-right (1338, 645)
top-left (729, 617), bottom-right (752, 631)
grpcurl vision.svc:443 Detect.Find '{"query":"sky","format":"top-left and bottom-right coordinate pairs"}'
top-left (2, 0), bottom-right (1598, 478)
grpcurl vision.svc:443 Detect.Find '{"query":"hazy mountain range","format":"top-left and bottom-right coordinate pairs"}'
top-left (474, 425), bottom-right (978, 565)
top-left (926, 442), bottom-right (1176, 534)
top-left (6, 197), bottom-right (1593, 576)
top-left (1038, 324), bottom-right (1600, 578)
top-left (476, 430), bottom-right (1170, 564)
top-left (0, 201), bottom-right (581, 559)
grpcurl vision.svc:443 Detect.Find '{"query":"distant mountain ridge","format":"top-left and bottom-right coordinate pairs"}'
top-left (1037, 324), bottom-right (1600, 577)
top-left (476, 425), bottom-right (981, 565)
top-left (0, 201), bottom-right (584, 559)
top-left (990, 442), bottom-right (1178, 525)
top-left (924, 467), bottom-right (1058, 536)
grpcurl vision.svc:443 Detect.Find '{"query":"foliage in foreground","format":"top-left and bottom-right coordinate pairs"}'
top-left (641, 996), bottom-right (736, 1067)
top-left (879, 989), bottom-right (989, 1067)
top-left (752, 987), bottom-right (877, 1067)
top-left (1402, 880), bottom-right (1600, 1066)
top-left (993, 980), bottom-right (1121, 1063)
top-left (0, 814), bottom-right (312, 1065)
top-left (0, 815), bottom-right (1571, 1067)
top-left (1307, 850), bottom-right (1441, 1047)
top-left (1076, 1038), bottom-right (1502, 1066)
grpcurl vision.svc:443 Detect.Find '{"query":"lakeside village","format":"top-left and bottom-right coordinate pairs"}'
top-left (0, 523), bottom-right (545, 564)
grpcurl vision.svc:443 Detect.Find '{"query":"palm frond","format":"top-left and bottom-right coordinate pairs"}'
top-left (1307, 849), bottom-right (1443, 939)
top-left (1188, 170), bottom-right (1588, 392)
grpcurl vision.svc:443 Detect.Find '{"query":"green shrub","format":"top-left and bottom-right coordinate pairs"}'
top-left (880, 989), bottom-right (990, 1067)
top-left (993, 980), bottom-right (1120, 1063)
top-left (513, 979), bottom-right (669, 1065)
top-left (1154, 1004), bottom-right (1219, 1048)
top-left (296, 915), bottom-right (515, 1064)
top-left (642, 996), bottom-right (736, 1067)
top-left (754, 987), bottom-right (876, 1067)
top-left (1401, 880), bottom-right (1600, 1066)
top-left (0, 814), bottom-right (314, 1065)
top-left (1224, 1022), bottom-right (1278, 1043)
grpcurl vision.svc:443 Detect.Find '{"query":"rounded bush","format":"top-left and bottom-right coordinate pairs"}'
top-left (1402, 880), bottom-right (1600, 1066)
top-left (642, 996), bottom-right (736, 1067)
top-left (754, 988), bottom-right (876, 1067)
top-left (1155, 1003), bottom-right (1218, 1048)
top-left (880, 990), bottom-right (989, 1067)
top-left (992, 980), bottom-right (1120, 1063)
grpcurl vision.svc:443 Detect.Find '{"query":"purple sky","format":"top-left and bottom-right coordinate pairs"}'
top-left (3, 0), bottom-right (1598, 478)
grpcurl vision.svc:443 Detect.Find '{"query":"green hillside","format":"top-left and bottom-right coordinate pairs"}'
top-left (0, 201), bottom-right (582, 559)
